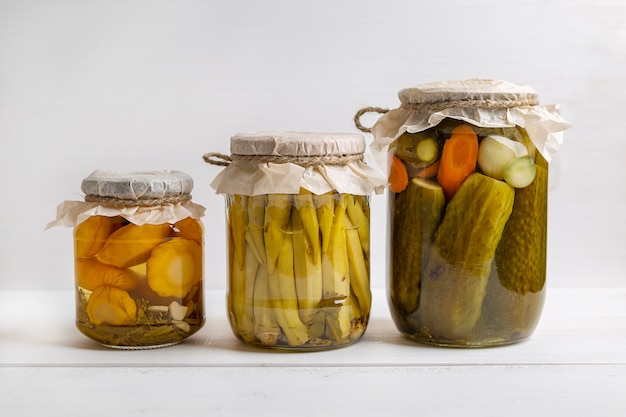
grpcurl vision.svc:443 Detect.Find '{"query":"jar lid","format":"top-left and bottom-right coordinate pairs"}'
top-left (208, 131), bottom-right (386, 196)
top-left (230, 131), bottom-right (366, 159)
top-left (81, 170), bottom-right (193, 203)
top-left (398, 79), bottom-right (539, 109)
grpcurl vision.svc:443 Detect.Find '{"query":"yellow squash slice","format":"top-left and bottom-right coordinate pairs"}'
top-left (75, 258), bottom-right (140, 291)
top-left (86, 285), bottom-right (138, 326)
top-left (146, 238), bottom-right (202, 298)
top-left (170, 217), bottom-right (204, 246)
top-left (96, 223), bottom-right (171, 268)
top-left (74, 215), bottom-right (122, 258)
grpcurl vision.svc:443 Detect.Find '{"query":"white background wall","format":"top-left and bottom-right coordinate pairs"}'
top-left (0, 0), bottom-right (624, 290)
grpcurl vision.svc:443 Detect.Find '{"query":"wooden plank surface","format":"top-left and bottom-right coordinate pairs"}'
top-left (1, 288), bottom-right (625, 415)
top-left (1, 288), bottom-right (624, 366)
top-left (1, 365), bottom-right (625, 416)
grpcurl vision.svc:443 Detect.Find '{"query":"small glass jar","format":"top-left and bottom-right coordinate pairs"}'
top-left (50, 170), bottom-right (206, 349)
top-left (206, 131), bottom-right (386, 350)
top-left (356, 79), bottom-right (571, 347)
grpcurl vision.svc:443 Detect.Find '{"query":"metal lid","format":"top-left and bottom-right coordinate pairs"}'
top-left (81, 170), bottom-right (193, 202)
top-left (398, 79), bottom-right (539, 108)
top-left (230, 131), bottom-right (366, 158)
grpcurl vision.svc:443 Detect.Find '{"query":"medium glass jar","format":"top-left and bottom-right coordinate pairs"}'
top-left (356, 79), bottom-right (571, 347)
top-left (206, 131), bottom-right (386, 350)
top-left (50, 170), bottom-right (206, 349)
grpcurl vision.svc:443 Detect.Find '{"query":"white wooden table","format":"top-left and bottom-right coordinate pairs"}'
top-left (1, 288), bottom-right (625, 416)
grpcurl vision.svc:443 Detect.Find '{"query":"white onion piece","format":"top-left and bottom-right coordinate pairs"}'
top-left (477, 135), bottom-right (528, 180)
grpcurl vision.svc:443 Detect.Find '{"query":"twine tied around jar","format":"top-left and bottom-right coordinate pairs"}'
top-left (84, 193), bottom-right (192, 207)
top-left (354, 97), bottom-right (539, 133)
top-left (202, 151), bottom-right (364, 167)
top-left (353, 107), bottom-right (389, 133)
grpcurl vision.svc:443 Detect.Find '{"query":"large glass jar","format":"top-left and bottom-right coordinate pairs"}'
top-left (206, 131), bottom-right (386, 350)
top-left (50, 170), bottom-right (206, 349)
top-left (356, 79), bottom-right (571, 347)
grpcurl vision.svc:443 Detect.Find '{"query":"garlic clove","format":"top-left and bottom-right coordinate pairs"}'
top-left (147, 305), bottom-right (169, 313)
top-left (173, 320), bottom-right (191, 332)
top-left (169, 301), bottom-right (189, 321)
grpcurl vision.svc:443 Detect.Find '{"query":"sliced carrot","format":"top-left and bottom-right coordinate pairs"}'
top-left (389, 155), bottom-right (409, 193)
top-left (415, 161), bottom-right (440, 179)
top-left (437, 124), bottom-right (478, 199)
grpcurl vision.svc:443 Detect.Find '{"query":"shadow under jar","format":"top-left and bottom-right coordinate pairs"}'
top-left (356, 79), bottom-right (571, 347)
top-left (206, 131), bottom-right (386, 350)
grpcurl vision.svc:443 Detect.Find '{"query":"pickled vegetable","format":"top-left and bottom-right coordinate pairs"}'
top-left (390, 178), bottom-right (445, 315)
top-left (437, 124), bottom-right (478, 200)
top-left (346, 195), bottom-right (370, 258)
top-left (264, 194), bottom-right (292, 273)
top-left (472, 267), bottom-right (546, 343)
top-left (74, 215), bottom-right (204, 348)
top-left (268, 220), bottom-right (310, 347)
top-left (146, 238), bottom-right (203, 299)
top-left (96, 223), bottom-right (171, 268)
top-left (228, 235), bottom-right (260, 342)
top-left (321, 194), bottom-right (352, 341)
top-left (495, 164), bottom-right (548, 294)
top-left (170, 217), bottom-right (204, 246)
top-left (226, 191), bottom-right (371, 349)
top-left (86, 285), bottom-right (138, 326)
top-left (294, 189), bottom-right (321, 262)
top-left (388, 119), bottom-right (548, 347)
top-left (252, 263), bottom-right (281, 346)
top-left (292, 206), bottom-right (323, 326)
top-left (477, 135), bottom-right (528, 180)
top-left (391, 132), bottom-right (442, 180)
top-left (314, 192), bottom-right (335, 253)
top-left (345, 210), bottom-right (371, 315)
top-left (74, 215), bottom-right (122, 258)
top-left (503, 157), bottom-right (537, 188)
top-left (75, 258), bottom-right (140, 291)
top-left (389, 155), bottom-right (409, 192)
top-left (392, 132), bottom-right (439, 168)
top-left (419, 173), bottom-right (514, 341)
top-left (415, 137), bottom-right (439, 165)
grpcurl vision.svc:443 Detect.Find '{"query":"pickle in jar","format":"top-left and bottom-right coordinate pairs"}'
top-left (226, 190), bottom-right (372, 349)
top-left (74, 215), bottom-right (204, 347)
top-left (388, 120), bottom-right (549, 346)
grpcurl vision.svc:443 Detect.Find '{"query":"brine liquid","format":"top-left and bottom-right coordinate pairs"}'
top-left (387, 121), bottom-right (547, 347)
top-left (226, 192), bottom-right (371, 350)
top-left (73, 215), bottom-right (205, 348)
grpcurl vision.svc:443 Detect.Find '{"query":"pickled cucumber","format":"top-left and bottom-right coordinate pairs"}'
top-left (495, 164), bottom-right (548, 294)
top-left (419, 173), bottom-right (514, 340)
top-left (390, 178), bottom-right (445, 314)
top-left (473, 265), bottom-right (546, 343)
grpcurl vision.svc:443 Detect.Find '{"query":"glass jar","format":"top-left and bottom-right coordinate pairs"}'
top-left (206, 131), bottom-right (386, 350)
top-left (50, 170), bottom-right (206, 349)
top-left (356, 79), bottom-right (571, 347)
